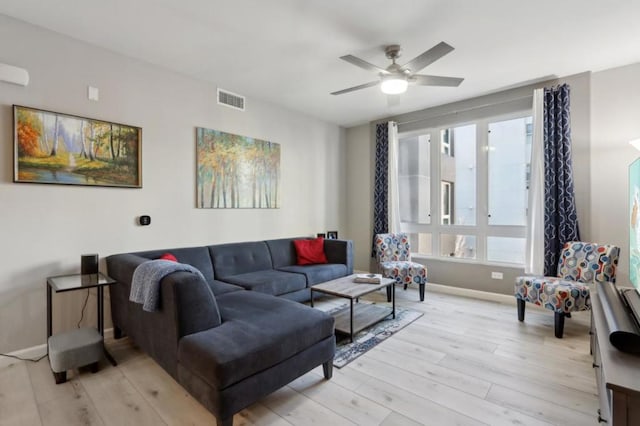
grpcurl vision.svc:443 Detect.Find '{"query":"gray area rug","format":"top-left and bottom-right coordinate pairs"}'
top-left (330, 305), bottom-right (423, 368)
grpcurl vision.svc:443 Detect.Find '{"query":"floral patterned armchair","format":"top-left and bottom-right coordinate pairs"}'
top-left (515, 241), bottom-right (620, 338)
top-left (374, 233), bottom-right (427, 301)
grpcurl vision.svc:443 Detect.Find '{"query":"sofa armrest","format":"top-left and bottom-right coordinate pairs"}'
top-left (164, 271), bottom-right (222, 337)
top-left (324, 239), bottom-right (354, 275)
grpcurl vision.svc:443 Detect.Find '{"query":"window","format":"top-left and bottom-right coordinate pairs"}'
top-left (398, 111), bottom-right (532, 265)
top-left (488, 117), bottom-right (532, 226)
top-left (441, 128), bottom-right (453, 156)
top-left (398, 134), bottom-right (431, 224)
top-left (441, 181), bottom-right (452, 225)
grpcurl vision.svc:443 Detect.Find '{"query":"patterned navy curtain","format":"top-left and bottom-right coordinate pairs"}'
top-left (543, 84), bottom-right (580, 275)
top-left (372, 123), bottom-right (389, 257)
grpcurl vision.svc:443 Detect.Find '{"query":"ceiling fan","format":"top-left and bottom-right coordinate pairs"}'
top-left (331, 42), bottom-right (463, 96)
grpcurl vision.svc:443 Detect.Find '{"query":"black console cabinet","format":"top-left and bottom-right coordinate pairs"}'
top-left (591, 292), bottom-right (640, 424)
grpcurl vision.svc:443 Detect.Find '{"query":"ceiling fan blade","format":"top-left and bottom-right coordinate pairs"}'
top-left (331, 81), bottom-right (380, 95)
top-left (402, 42), bottom-right (455, 73)
top-left (340, 55), bottom-right (390, 75)
top-left (410, 74), bottom-right (464, 87)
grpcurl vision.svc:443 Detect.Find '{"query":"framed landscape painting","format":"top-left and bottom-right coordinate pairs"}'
top-left (14, 105), bottom-right (142, 188)
top-left (197, 127), bottom-right (280, 208)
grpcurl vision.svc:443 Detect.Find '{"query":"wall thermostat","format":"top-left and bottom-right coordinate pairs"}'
top-left (139, 215), bottom-right (151, 226)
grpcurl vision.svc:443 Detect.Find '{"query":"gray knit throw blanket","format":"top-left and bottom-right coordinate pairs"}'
top-left (130, 259), bottom-right (205, 312)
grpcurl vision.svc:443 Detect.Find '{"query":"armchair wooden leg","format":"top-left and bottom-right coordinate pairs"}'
top-left (419, 284), bottom-right (425, 302)
top-left (516, 299), bottom-right (527, 321)
top-left (554, 312), bottom-right (566, 338)
top-left (517, 299), bottom-right (525, 322)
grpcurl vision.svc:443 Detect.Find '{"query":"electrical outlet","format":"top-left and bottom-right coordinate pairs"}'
top-left (491, 271), bottom-right (503, 280)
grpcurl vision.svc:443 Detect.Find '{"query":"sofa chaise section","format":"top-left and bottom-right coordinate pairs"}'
top-left (177, 291), bottom-right (335, 423)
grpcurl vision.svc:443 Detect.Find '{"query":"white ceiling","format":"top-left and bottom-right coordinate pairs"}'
top-left (2, 0), bottom-right (640, 127)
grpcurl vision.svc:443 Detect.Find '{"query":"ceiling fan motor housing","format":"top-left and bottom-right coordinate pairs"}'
top-left (385, 45), bottom-right (402, 61)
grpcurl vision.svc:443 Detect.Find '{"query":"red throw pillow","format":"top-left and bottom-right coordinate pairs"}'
top-left (293, 238), bottom-right (328, 265)
top-left (158, 253), bottom-right (178, 262)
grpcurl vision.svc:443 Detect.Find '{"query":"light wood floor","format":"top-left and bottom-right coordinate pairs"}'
top-left (0, 287), bottom-right (599, 426)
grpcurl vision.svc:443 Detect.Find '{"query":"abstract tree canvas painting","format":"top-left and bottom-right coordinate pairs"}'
top-left (197, 127), bottom-right (280, 208)
top-left (14, 105), bottom-right (141, 187)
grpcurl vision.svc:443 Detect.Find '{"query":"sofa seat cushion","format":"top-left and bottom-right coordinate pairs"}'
top-left (277, 264), bottom-right (348, 285)
top-left (208, 280), bottom-right (244, 297)
top-left (177, 291), bottom-right (334, 389)
top-left (221, 270), bottom-right (306, 296)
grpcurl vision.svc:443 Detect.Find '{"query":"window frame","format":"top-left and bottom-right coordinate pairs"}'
top-left (398, 109), bottom-right (532, 266)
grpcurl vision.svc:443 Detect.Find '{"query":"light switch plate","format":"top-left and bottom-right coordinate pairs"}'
top-left (88, 86), bottom-right (99, 101)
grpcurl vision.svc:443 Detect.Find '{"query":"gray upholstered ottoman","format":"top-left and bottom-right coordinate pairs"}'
top-left (48, 327), bottom-right (103, 384)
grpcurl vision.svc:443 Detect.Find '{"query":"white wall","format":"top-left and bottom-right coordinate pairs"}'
top-left (0, 15), bottom-right (346, 353)
top-left (590, 62), bottom-right (640, 287)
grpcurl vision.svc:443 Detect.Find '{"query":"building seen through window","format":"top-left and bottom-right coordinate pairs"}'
top-left (398, 114), bottom-right (532, 264)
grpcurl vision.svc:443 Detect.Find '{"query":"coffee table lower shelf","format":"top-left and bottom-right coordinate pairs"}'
top-left (333, 303), bottom-right (393, 341)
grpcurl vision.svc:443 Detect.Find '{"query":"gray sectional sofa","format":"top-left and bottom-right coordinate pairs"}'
top-left (106, 237), bottom-right (353, 426)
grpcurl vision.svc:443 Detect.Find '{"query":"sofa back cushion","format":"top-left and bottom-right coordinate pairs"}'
top-left (265, 237), bottom-right (306, 268)
top-left (129, 246), bottom-right (215, 284)
top-left (209, 241), bottom-right (273, 279)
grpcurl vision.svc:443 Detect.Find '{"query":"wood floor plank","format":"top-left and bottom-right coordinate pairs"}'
top-left (351, 356), bottom-right (551, 426)
top-left (261, 386), bottom-right (356, 426)
top-left (365, 345), bottom-right (492, 398)
top-left (233, 403), bottom-right (293, 426)
top-left (375, 335), bottom-right (447, 364)
top-left (493, 346), bottom-right (593, 379)
top-left (118, 356), bottom-right (216, 425)
top-left (393, 322), bottom-right (499, 355)
top-left (309, 363), bottom-right (374, 392)
top-left (354, 375), bottom-right (485, 426)
top-left (486, 384), bottom-right (598, 426)
top-left (439, 349), bottom-right (596, 394)
top-left (289, 371), bottom-right (392, 425)
top-left (37, 387), bottom-right (105, 426)
top-left (78, 365), bottom-right (166, 426)
top-left (437, 353), bottom-right (598, 416)
top-left (380, 411), bottom-right (424, 426)
top-left (25, 358), bottom-right (104, 426)
top-left (0, 360), bottom-right (42, 426)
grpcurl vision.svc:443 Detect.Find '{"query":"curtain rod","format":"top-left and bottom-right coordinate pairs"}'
top-left (395, 93), bottom-right (534, 127)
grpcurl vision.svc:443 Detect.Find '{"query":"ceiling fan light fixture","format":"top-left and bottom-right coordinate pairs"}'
top-left (380, 76), bottom-right (408, 95)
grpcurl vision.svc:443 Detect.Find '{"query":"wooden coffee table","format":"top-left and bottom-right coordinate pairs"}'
top-left (310, 274), bottom-right (395, 342)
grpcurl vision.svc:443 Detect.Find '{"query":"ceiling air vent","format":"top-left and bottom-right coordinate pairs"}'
top-left (217, 88), bottom-right (245, 111)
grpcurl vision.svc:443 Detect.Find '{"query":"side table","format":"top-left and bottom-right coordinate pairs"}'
top-left (46, 273), bottom-right (117, 383)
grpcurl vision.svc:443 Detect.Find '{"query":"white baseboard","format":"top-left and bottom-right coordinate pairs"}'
top-left (426, 282), bottom-right (553, 312)
top-left (426, 282), bottom-right (515, 304)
